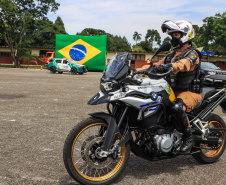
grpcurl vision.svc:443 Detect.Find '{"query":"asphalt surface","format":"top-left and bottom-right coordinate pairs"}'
top-left (0, 68), bottom-right (226, 185)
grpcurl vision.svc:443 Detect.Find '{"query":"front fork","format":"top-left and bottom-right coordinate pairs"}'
top-left (90, 105), bottom-right (131, 157)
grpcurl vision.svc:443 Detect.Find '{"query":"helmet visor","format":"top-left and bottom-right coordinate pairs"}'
top-left (161, 20), bottom-right (184, 35)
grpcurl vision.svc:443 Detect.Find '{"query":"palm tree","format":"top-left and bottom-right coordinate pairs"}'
top-left (133, 31), bottom-right (142, 44)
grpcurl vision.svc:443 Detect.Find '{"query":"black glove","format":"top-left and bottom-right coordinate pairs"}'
top-left (143, 66), bottom-right (156, 75)
top-left (156, 63), bottom-right (172, 73)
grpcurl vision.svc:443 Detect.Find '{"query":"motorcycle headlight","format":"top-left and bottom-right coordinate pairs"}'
top-left (100, 80), bottom-right (119, 93)
top-left (208, 71), bottom-right (216, 75)
top-left (101, 82), bottom-right (114, 91)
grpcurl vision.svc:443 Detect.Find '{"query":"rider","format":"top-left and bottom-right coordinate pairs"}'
top-left (153, 20), bottom-right (202, 153)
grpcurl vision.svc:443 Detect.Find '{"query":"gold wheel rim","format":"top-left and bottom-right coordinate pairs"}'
top-left (71, 123), bottom-right (126, 181)
top-left (201, 121), bottom-right (225, 158)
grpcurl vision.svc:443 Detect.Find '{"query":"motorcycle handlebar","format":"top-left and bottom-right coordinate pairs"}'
top-left (137, 67), bottom-right (173, 79)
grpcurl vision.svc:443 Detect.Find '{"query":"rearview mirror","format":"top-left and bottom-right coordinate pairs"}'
top-left (127, 53), bottom-right (133, 60)
top-left (150, 41), bottom-right (171, 61)
top-left (155, 41), bottom-right (171, 55)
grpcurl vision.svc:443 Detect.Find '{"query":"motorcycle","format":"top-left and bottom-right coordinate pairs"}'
top-left (63, 42), bottom-right (226, 185)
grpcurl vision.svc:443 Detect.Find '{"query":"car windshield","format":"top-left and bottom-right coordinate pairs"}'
top-left (201, 62), bottom-right (220, 70)
top-left (46, 53), bottom-right (52, 57)
top-left (68, 60), bottom-right (77, 65)
top-left (104, 52), bottom-right (128, 78)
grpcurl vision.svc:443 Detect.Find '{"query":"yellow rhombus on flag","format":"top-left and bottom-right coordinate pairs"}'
top-left (58, 39), bottom-right (101, 65)
top-left (56, 35), bottom-right (107, 70)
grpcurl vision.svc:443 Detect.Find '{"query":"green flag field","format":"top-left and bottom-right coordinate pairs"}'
top-left (55, 35), bottom-right (107, 70)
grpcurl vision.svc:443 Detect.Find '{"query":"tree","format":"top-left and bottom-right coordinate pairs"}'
top-left (208, 12), bottom-right (226, 55)
top-left (133, 31), bottom-right (142, 44)
top-left (21, 49), bottom-right (38, 68)
top-left (0, 0), bottom-right (59, 67)
top-left (23, 17), bottom-right (67, 48)
top-left (192, 24), bottom-right (205, 50)
top-left (132, 44), bottom-right (146, 52)
top-left (0, 32), bottom-right (7, 46)
top-left (78, 28), bottom-right (106, 36)
top-left (137, 41), bottom-right (152, 53)
top-left (23, 18), bottom-right (54, 48)
top-left (162, 36), bottom-right (171, 44)
top-left (145, 29), bottom-right (161, 52)
top-left (201, 15), bottom-right (219, 60)
top-left (77, 28), bottom-right (131, 51)
top-left (55, 16), bottom-right (67, 34)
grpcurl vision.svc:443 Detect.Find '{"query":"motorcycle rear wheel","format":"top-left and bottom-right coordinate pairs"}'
top-left (192, 113), bottom-right (226, 164)
top-left (63, 117), bottom-right (130, 185)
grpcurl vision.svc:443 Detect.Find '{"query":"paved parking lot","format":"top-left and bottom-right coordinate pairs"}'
top-left (0, 68), bottom-right (225, 185)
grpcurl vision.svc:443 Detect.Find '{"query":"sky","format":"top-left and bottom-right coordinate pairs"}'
top-left (48, 0), bottom-right (226, 46)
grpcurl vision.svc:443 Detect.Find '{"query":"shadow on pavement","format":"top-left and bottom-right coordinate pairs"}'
top-left (59, 175), bottom-right (80, 185)
top-left (58, 154), bottom-right (202, 185)
top-left (114, 154), bottom-right (200, 184)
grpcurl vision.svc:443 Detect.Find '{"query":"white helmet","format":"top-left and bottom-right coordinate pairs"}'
top-left (161, 20), bottom-right (195, 46)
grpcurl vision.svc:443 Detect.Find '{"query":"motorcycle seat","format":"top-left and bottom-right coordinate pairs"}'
top-left (192, 87), bottom-right (216, 110)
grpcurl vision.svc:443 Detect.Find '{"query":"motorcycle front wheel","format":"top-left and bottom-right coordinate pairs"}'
top-left (192, 113), bottom-right (226, 163)
top-left (63, 117), bottom-right (130, 185)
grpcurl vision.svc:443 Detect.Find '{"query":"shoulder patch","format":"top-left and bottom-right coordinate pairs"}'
top-left (185, 50), bottom-right (198, 66)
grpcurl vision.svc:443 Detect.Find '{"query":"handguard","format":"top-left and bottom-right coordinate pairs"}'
top-left (147, 67), bottom-right (173, 79)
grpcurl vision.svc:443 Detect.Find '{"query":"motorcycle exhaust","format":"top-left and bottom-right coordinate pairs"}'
top-left (193, 135), bottom-right (222, 145)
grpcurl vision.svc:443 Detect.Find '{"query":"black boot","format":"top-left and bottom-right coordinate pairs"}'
top-left (170, 99), bottom-right (194, 153)
top-left (180, 127), bottom-right (194, 153)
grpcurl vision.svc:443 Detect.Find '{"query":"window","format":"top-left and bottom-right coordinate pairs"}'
top-left (158, 55), bottom-right (165, 61)
top-left (0, 52), bottom-right (11, 58)
top-left (152, 55), bottom-right (165, 61)
top-left (132, 54), bottom-right (145, 60)
top-left (56, 60), bottom-right (62, 63)
top-left (49, 59), bottom-right (54, 62)
top-left (201, 62), bottom-right (220, 70)
top-left (63, 60), bottom-right (68, 64)
top-left (39, 50), bottom-right (53, 56)
top-left (46, 53), bottom-right (53, 57)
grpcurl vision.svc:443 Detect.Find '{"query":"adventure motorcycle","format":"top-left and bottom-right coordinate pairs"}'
top-left (63, 42), bottom-right (226, 185)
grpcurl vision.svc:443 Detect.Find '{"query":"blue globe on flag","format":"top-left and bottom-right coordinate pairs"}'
top-left (69, 44), bottom-right (87, 61)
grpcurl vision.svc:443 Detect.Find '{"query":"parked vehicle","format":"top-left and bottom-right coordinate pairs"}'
top-left (200, 62), bottom-right (226, 76)
top-left (45, 51), bottom-right (55, 65)
top-left (47, 58), bottom-right (88, 75)
top-left (63, 42), bottom-right (226, 185)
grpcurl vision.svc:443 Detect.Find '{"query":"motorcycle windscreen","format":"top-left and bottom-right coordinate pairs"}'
top-left (104, 52), bottom-right (128, 78)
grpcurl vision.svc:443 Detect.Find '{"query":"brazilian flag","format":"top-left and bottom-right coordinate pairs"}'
top-left (55, 35), bottom-right (107, 70)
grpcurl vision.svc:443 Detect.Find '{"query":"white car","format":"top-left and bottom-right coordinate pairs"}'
top-left (47, 58), bottom-right (88, 75)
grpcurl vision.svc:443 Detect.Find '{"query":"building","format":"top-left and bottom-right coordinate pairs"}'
top-left (0, 46), bottom-right (226, 70)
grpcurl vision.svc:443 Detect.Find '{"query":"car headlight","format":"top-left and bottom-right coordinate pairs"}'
top-left (78, 66), bottom-right (83, 68)
top-left (208, 71), bottom-right (216, 75)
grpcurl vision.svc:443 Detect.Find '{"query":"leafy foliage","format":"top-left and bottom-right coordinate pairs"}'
top-left (145, 29), bottom-right (161, 50)
top-left (133, 29), bottom-right (162, 52)
top-left (1, 2), bottom-right (226, 68)
top-left (23, 16), bottom-right (67, 48)
top-left (206, 12), bottom-right (226, 55)
top-left (0, 0), bottom-right (59, 67)
top-left (136, 41), bottom-right (152, 52)
top-left (162, 36), bottom-right (171, 44)
top-left (193, 12), bottom-right (226, 55)
top-left (133, 31), bottom-right (142, 44)
top-left (77, 28), bottom-right (131, 51)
